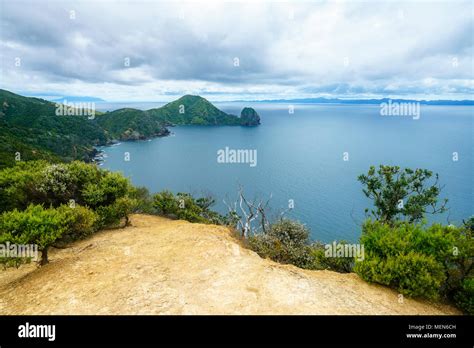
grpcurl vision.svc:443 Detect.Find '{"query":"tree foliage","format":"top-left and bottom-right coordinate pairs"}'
top-left (0, 161), bottom-right (137, 265)
top-left (153, 190), bottom-right (227, 224)
top-left (0, 205), bottom-right (67, 265)
top-left (358, 165), bottom-right (448, 223)
top-left (354, 219), bottom-right (473, 309)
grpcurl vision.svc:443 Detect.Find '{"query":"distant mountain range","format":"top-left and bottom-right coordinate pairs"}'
top-left (51, 96), bottom-right (106, 103)
top-left (39, 95), bottom-right (474, 106)
top-left (238, 97), bottom-right (474, 105)
top-left (0, 90), bottom-right (260, 168)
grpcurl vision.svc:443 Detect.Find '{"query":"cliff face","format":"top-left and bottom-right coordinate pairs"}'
top-left (0, 214), bottom-right (459, 315)
top-left (240, 107), bottom-right (260, 126)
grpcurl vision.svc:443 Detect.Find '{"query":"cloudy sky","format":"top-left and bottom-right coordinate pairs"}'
top-left (0, 0), bottom-right (472, 101)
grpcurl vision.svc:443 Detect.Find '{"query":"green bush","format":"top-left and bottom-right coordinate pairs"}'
top-left (0, 160), bottom-right (134, 224)
top-left (153, 191), bottom-right (225, 224)
top-left (0, 192), bottom-right (135, 267)
top-left (0, 161), bottom-right (131, 210)
top-left (36, 163), bottom-right (75, 206)
top-left (0, 161), bottom-right (141, 268)
top-left (248, 219), bottom-right (314, 269)
top-left (81, 171), bottom-right (130, 209)
top-left (248, 220), bottom-right (356, 272)
top-left (0, 204), bottom-right (67, 265)
top-left (67, 160), bottom-right (102, 190)
top-left (267, 219), bottom-right (309, 247)
top-left (453, 278), bottom-right (474, 315)
top-left (448, 217), bottom-right (474, 314)
top-left (309, 241), bottom-right (354, 273)
top-left (355, 220), bottom-right (472, 301)
top-left (0, 160), bottom-right (49, 212)
top-left (355, 251), bottom-right (445, 299)
top-left (153, 190), bottom-right (179, 216)
top-left (56, 204), bottom-right (98, 243)
top-left (95, 197), bottom-right (137, 228)
top-left (128, 186), bottom-right (155, 214)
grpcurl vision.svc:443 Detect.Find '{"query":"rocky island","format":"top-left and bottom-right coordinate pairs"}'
top-left (239, 107), bottom-right (261, 126)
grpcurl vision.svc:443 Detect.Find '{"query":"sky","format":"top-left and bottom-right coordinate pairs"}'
top-left (0, 0), bottom-right (473, 102)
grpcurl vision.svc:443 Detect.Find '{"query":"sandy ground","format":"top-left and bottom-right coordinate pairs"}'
top-left (0, 214), bottom-right (460, 315)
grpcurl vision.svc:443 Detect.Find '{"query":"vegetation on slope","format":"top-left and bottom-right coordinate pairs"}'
top-left (226, 166), bottom-right (473, 314)
top-left (148, 95), bottom-right (241, 126)
top-left (2, 89), bottom-right (468, 313)
top-left (95, 108), bottom-right (170, 140)
top-left (0, 90), bottom-right (106, 166)
top-left (0, 161), bottom-right (471, 313)
top-left (0, 120), bottom-right (61, 168)
top-left (0, 90), bottom-right (260, 169)
top-left (147, 95), bottom-right (260, 126)
top-left (0, 161), bottom-right (137, 265)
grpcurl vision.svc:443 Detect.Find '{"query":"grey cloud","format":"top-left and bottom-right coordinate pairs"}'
top-left (0, 0), bottom-right (472, 99)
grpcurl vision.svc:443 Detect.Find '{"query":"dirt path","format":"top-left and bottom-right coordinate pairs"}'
top-left (0, 214), bottom-right (459, 315)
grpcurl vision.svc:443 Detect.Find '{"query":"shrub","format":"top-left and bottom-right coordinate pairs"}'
top-left (128, 186), bottom-right (155, 214)
top-left (0, 160), bottom-right (153, 271)
top-left (81, 171), bottom-right (130, 209)
top-left (0, 160), bottom-right (49, 212)
top-left (95, 197), bottom-right (137, 228)
top-left (67, 160), bottom-right (102, 191)
top-left (36, 164), bottom-right (75, 206)
top-left (355, 251), bottom-right (445, 299)
top-left (453, 278), bottom-right (474, 315)
top-left (153, 190), bottom-right (179, 216)
top-left (267, 219), bottom-right (309, 247)
top-left (55, 204), bottom-right (98, 243)
top-left (0, 204), bottom-right (67, 265)
top-left (354, 220), bottom-right (472, 301)
top-left (309, 241), bottom-right (354, 273)
top-left (153, 191), bottom-right (225, 224)
top-left (248, 219), bottom-right (314, 269)
top-left (447, 218), bottom-right (474, 314)
top-left (0, 161), bottom-right (132, 218)
top-left (0, 161), bottom-right (139, 267)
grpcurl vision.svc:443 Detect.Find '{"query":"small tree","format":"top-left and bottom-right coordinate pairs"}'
top-left (36, 163), bottom-right (75, 206)
top-left (82, 171), bottom-right (130, 209)
top-left (153, 191), bottom-right (225, 224)
top-left (0, 205), bottom-right (66, 265)
top-left (358, 165), bottom-right (448, 224)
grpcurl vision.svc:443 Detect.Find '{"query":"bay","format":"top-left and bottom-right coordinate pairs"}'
top-left (99, 103), bottom-right (473, 242)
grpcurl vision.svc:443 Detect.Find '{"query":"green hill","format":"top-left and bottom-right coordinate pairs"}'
top-left (0, 89), bottom-right (107, 167)
top-left (0, 90), bottom-right (260, 169)
top-left (161, 95), bottom-right (260, 126)
top-left (95, 108), bottom-right (169, 140)
top-left (148, 95), bottom-right (243, 126)
top-left (0, 119), bottom-right (61, 168)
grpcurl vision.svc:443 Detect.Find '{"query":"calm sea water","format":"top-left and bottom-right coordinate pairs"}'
top-left (99, 103), bottom-right (473, 242)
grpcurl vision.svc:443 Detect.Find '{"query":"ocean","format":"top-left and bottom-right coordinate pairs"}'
top-left (98, 102), bottom-right (473, 242)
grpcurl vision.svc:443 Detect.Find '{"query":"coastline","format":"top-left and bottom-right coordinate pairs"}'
top-left (91, 130), bottom-right (173, 166)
